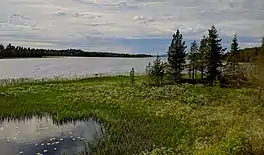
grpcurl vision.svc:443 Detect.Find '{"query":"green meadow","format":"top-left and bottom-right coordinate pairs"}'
top-left (0, 75), bottom-right (263, 155)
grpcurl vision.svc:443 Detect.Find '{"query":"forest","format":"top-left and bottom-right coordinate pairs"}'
top-left (0, 44), bottom-right (153, 58)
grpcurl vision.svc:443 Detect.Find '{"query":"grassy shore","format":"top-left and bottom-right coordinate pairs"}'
top-left (0, 75), bottom-right (263, 154)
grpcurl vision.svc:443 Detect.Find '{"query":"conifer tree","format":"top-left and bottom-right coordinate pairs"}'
top-left (230, 34), bottom-right (239, 78)
top-left (206, 26), bottom-right (225, 85)
top-left (188, 41), bottom-right (198, 80)
top-left (224, 34), bottom-right (240, 79)
top-left (167, 29), bottom-right (187, 82)
top-left (197, 36), bottom-right (209, 79)
top-left (146, 55), bottom-right (166, 86)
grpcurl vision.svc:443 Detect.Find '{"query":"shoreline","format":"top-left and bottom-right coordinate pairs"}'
top-left (0, 73), bottom-right (146, 87)
top-left (0, 55), bottom-right (154, 60)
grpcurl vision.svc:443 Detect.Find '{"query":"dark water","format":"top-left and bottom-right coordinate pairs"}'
top-left (0, 117), bottom-right (103, 155)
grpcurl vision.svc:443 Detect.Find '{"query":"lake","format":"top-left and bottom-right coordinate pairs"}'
top-left (0, 116), bottom-right (103, 155)
top-left (0, 57), bottom-right (167, 79)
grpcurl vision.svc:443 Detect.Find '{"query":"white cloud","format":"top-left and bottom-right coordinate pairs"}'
top-left (0, 0), bottom-right (263, 52)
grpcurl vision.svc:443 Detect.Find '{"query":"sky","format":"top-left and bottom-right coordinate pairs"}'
top-left (0, 0), bottom-right (263, 54)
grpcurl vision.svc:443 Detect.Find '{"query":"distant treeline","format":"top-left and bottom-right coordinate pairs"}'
top-left (0, 43), bottom-right (153, 58)
top-left (224, 46), bottom-right (264, 62)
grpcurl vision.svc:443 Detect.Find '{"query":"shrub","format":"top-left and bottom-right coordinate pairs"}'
top-left (146, 56), bottom-right (166, 86)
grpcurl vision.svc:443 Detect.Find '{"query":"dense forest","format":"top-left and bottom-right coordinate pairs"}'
top-left (0, 43), bottom-right (153, 58)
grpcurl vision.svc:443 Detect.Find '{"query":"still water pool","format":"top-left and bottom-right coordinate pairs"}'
top-left (0, 116), bottom-right (103, 155)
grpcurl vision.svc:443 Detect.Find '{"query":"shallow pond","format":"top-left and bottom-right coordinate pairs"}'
top-left (0, 116), bottom-right (104, 155)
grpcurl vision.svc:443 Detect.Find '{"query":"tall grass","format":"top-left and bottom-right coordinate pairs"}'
top-left (0, 75), bottom-right (263, 154)
top-left (0, 72), bottom-right (146, 87)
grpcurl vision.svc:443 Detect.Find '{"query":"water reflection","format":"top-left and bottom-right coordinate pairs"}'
top-left (0, 116), bottom-right (103, 155)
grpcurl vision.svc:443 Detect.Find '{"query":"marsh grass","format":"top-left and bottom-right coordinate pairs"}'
top-left (0, 72), bottom-right (146, 88)
top-left (0, 75), bottom-right (263, 154)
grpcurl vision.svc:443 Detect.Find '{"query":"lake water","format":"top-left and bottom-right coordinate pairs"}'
top-left (0, 57), bottom-right (167, 79)
top-left (0, 116), bottom-right (103, 155)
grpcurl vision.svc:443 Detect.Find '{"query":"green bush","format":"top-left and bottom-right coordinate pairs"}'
top-left (146, 56), bottom-right (167, 86)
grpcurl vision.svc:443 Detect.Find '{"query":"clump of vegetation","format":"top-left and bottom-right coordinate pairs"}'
top-left (130, 68), bottom-right (135, 85)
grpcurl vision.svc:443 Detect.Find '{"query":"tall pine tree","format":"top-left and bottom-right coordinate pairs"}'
top-left (230, 34), bottom-right (239, 78)
top-left (225, 34), bottom-right (240, 79)
top-left (206, 26), bottom-right (225, 85)
top-left (188, 40), bottom-right (198, 80)
top-left (168, 29), bottom-right (187, 82)
top-left (197, 36), bottom-right (209, 79)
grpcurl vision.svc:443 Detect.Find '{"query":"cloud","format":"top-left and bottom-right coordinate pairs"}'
top-left (0, 0), bottom-right (263, 53)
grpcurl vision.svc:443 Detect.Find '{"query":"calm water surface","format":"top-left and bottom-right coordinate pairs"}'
top-left (0, 57), bottom-right (166, 79)
top-left (0, 116), bottom-right (103, 155)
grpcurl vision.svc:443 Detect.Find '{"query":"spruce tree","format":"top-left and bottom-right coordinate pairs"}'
top-left (197, 36), bottom-right (209, 79)
top-left (152, 55), bottom-right (166, 86)
top-left (224, 35), bottom-right (240, 79)
top-left (206, 26), bottom-right (225, 85)
top-left (167, 29), bottom-right (187, 82)
top-left (146, 55), bottom-right (166, 86)
top-left (188, 40), bottom-right (198, 80)
top-left (230, 34), bottom-right (239, 78)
